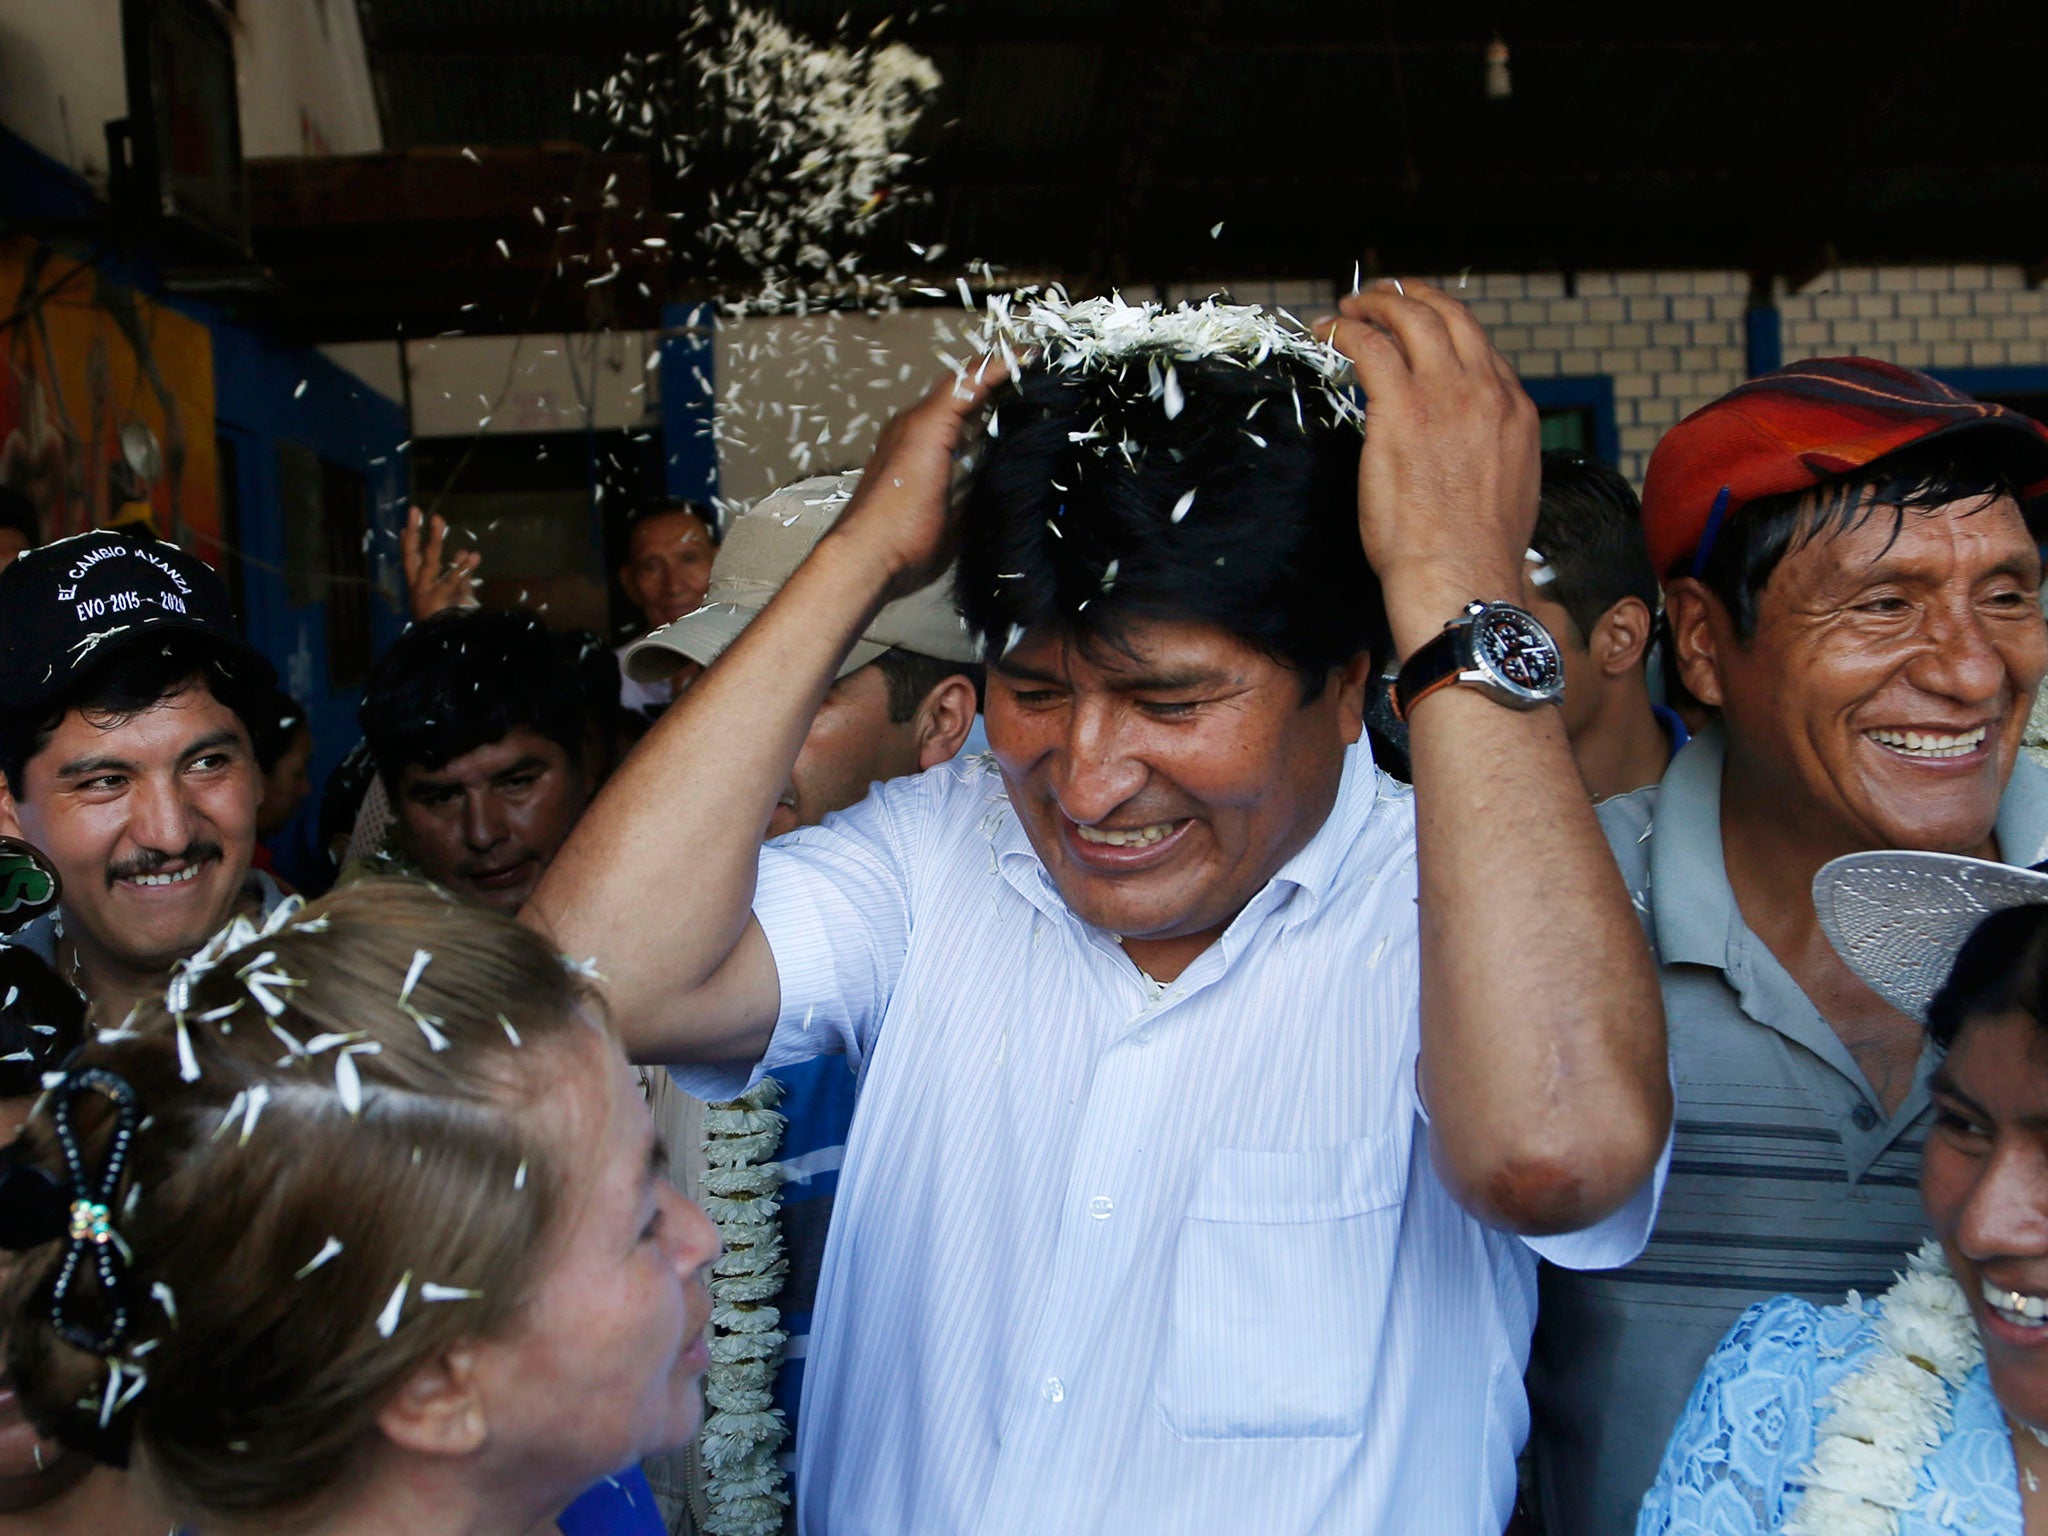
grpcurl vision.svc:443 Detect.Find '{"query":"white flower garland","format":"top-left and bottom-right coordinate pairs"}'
top-left (1784, 1239), bottom-right (1982, 1535)
top-left (698, 1078), bottom-right (792, 1536)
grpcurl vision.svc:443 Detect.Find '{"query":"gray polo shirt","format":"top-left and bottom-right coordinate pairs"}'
top-left (1527, 724), bottom-right (2048, 1536)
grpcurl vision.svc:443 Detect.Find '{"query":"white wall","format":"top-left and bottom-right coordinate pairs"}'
top-left (235, 0), bottom-right (382, 158)
top-left (323, 331), bottom-right (667, 437)
top-left (0, 0), bottom-right (380, 193)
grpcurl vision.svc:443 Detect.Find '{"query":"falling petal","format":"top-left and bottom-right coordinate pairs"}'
top-left (1171, 489), bottom-right (1196, 523)
top-left (175, 1019), bottom-right (200, 1082)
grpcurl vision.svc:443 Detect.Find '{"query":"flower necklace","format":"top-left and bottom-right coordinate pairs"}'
top-left (697, 1078), bottom-right (792, 1536)
top-left (1784, 1239), bottom-right (1982, 1535)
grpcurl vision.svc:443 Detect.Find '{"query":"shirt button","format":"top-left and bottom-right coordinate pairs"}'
top-left (1851, 1102), bottom-right (1879, 1132)
top-left (1042, 1376), bottom-right (1065, 1404)
top-left (1087, 1195), bottom-right (1115, 1220)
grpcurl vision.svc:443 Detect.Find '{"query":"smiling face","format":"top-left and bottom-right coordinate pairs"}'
top-left (986, 618), bottom-right (1368, 974)
top-left (1688, 494), bottom-right (2047, 858)
top-left (394, 728), bottom-right (589, 914)
top-left (1925, 1010), bottom-right (2048, 1429)
top-left (0, 679), bottom-right (258, 985)
top-left (473, 1027), bottom-right (717, 1485)
top-left (621, 509), bottom-right (715, 631)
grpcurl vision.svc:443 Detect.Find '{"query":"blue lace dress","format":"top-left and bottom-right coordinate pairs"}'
top-left (1636, 1294), bottom-right (2020, 1535)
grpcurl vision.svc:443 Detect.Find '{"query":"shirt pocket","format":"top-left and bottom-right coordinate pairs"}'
top-left (1153, 1134), bottom-right (1407, 1442)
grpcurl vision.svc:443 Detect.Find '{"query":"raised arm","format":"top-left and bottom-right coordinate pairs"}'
top-left (1324, 281), bottom-right (1670, 1234)
top-left (522, 368), bottom-right (1000, 1063)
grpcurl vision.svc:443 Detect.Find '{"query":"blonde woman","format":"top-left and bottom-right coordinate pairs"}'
top-left (0, 880), bottom-right (718, 1536)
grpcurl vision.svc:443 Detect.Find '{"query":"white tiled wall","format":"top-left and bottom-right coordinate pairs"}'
top-left (1175, 267), bottom-right (2048, 486)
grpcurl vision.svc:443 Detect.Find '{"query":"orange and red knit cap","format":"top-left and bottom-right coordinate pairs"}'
top-left (1640, 356), bottom-right (2048, 580)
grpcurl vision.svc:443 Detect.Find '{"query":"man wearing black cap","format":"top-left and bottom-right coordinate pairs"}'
top-left (0, 530), bottom-right (284, 1023)
top-left (1529, 357), bottom-right (2048, 1533)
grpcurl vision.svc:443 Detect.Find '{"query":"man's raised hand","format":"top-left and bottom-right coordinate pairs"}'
top-left (400, 505), bottom-right (483, 623)
top-left (1319, 281), bottom-right (1541, 659)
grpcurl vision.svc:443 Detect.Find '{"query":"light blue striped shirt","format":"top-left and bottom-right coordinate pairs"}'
top-left (675, 743), bottom-right (1666, 1536)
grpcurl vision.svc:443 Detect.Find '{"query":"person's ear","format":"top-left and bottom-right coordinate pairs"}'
top-left (376, 1345), bottom-right (490, 1459)
top-left (1591, 596), bottom-right (1655, 679)
top-left (0, 781), bottom-right (21, 841)
top-left (1333, 652), bottom-right (1375, 746)
top-left (1663, 578), bottom-right (1727, 709)
top-left (912, 676), bottom-right (980, 771)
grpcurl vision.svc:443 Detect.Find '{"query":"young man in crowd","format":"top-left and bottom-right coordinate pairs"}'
top-left (1528, 357), bottom-right (2048, 1533)
top-left (1521, 450), bottom-right (1687, 800)
top-left (621, 471), bottom-right (980, 1528)
top-left (0, 530), bottom-right (287, 1022)
top-left (617, 498), bottom-right (718, 715)
top-left (354, 607), bottom-right (610, 915)
top-left (531, 283), bottom-right (1672, 1533)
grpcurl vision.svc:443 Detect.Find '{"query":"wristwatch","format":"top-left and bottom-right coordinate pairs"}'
top-left (1390, 601), bottom-right (1565, 720)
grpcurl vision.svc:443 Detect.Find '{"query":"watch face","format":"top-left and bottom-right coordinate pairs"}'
top-left (1472, 605), bottom-right (1564, 698)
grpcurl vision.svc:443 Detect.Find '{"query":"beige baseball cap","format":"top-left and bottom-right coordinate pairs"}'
top-left (622, 473), bottom-right (979, 683)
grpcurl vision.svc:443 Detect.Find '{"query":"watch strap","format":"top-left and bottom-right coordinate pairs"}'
top-left (1389, 626), bottom-right (1469, 722)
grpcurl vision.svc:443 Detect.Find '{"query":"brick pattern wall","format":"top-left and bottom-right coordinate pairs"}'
top-left (1776, 265), bottom-right (2048, 373)
top-left (1174, 267), bottom-right (2048, 486)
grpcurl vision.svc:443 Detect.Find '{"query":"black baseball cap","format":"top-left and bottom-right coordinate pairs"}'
top-left (0, 529), bottom-right (274, 713)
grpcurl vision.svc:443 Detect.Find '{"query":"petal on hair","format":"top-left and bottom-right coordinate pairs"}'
top-left (335, 1049), bottom-right (363, 1116)
top-left (420, 1282), bottom-right (484, 1303)
top-left (239, 1085), bottom-right (272, 1145)
top-left (175, 1018), bottom-right (200, 1082)
top-left (376, 1271), bottom-right (411, 1337)
top-left (399, 949), bottom-right (432, 1005)
top-left (294, 1236), bottom-right (344, 1279)
top-left (1170, 489), bottom-right (1196, 524)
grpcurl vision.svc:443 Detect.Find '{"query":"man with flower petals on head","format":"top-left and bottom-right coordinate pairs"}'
top-left (532, 282), bottom-right (1674, 1536)
top-left (1527, 358), bottom-right (2048, 1536)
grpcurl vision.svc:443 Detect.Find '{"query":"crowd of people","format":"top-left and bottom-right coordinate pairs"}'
top-left (0, 279), bottom-right (2043, 1536)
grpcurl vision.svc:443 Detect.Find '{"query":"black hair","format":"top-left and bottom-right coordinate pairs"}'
top-left (1534, 451), bottom-right (1660, 646)
top-left (0, 637), bottom-right (271, 800)
top-left (1694, 441), bottom-right (2027, 641)
top-left (1927, 903), bottom-right (2048, 1051)
top-left (357, 609), bottom-right (592, 793)
top-left (0, 947), bottom-right (86, 1101)
top-left (246, 689), bottom-right (310, 777)
top-left (868, 648), bottom-right (985, 724)
top-left (0, 485), bottom-right (38, 549)
top-left (317, 739), bottom-right (380, 866)
top-left (624, 498), bottom-right (720, 546)
top-left (956, 356), bottom-right (1384, 696)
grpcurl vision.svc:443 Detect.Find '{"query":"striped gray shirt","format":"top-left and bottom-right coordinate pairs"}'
top-left (1528, 725), bottom-right (2048, 1536)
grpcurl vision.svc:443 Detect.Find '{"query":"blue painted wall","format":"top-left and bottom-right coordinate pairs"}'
top-left (660, 302), bottom-right (719, 506)
top-left (191, 313), bottom-right (408, 816)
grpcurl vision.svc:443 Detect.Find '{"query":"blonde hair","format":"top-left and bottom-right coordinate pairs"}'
top-left (0, 879), bottom-right (596, 1524)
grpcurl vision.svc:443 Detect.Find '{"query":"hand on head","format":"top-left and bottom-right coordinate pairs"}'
top-left (1318, 280), bottom-right (1542, 655)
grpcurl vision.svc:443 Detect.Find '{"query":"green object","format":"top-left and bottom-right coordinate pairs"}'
top-left (0, 837), bottom-right (61, 933)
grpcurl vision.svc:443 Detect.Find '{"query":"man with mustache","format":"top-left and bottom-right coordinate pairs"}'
top-left (0, 530), bottom-right (286, 1022)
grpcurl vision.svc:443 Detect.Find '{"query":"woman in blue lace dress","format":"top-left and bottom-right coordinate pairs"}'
top-left (1639, 852), bottom-right (2048, 1535)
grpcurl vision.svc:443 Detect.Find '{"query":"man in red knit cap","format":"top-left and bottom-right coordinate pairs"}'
top-left (1528, 357), bottom-right (2048, 1534)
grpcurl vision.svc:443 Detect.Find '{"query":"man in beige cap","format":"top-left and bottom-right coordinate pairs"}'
top-left (624, 471), bottom-right (983, 836)
top-left (624, 470), bottom-right (981, 1534)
